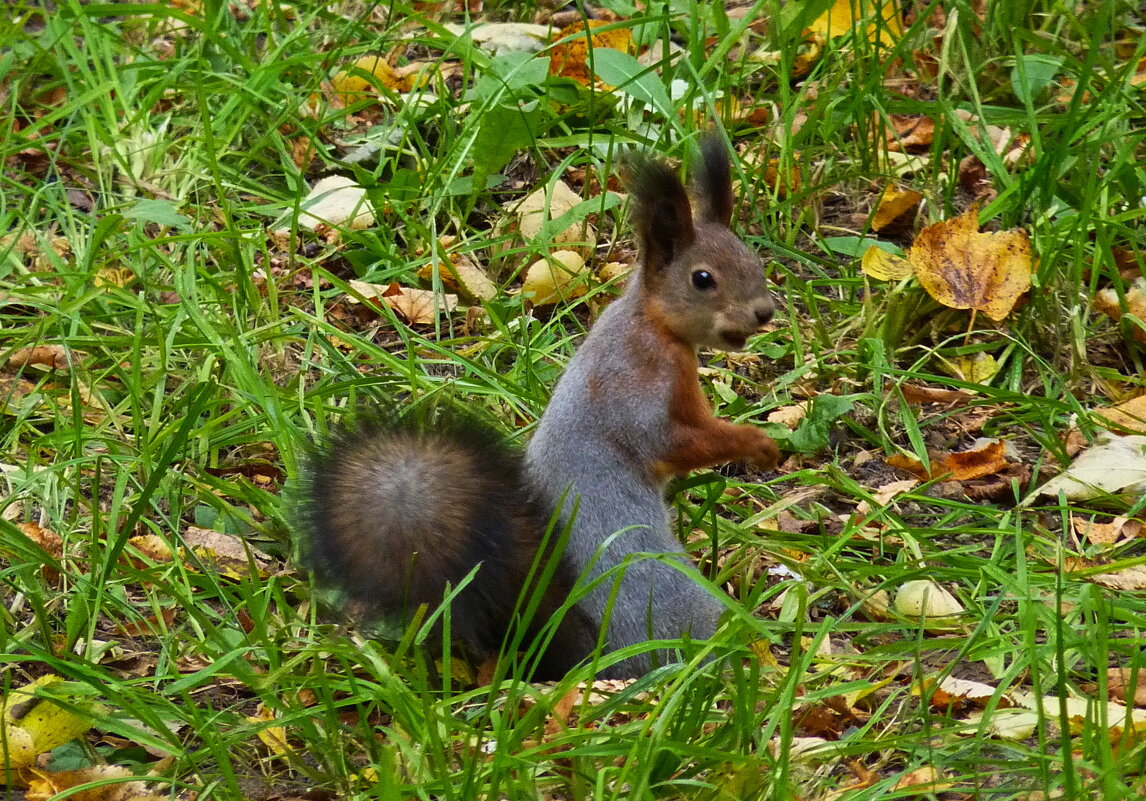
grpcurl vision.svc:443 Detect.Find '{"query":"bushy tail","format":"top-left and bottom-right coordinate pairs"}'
top-left (298, 406), bottom-right (593, 675)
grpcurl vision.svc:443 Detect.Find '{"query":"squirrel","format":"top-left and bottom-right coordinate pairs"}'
top-left (300, 135), bottom-right (779, 680)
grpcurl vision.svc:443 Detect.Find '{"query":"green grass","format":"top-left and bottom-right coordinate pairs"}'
top-left (2, 0), bottom-right (1146, 797)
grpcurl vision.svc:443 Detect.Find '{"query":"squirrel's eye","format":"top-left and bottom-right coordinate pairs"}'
top-left (691, 270), bottom-right (716, 290)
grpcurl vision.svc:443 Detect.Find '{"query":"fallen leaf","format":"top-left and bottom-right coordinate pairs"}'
top-left (871, 185), bottom-right (922, 232)
top-left (895, 579), bottom-right (964, 620)
top-left (1094, 281), bottom-right (1146, 347)
top-left (417, 236), bottom-right (497, 301)
top-left (766, 402), bottom-right (809, 429)
top-left (330, 55), bottom-right (401, 105)
top-left (962, 708), bottom-right (1040, 740)
top-left (1072, 515), bottom-right (1141, 547)
top-left (1033, 434), bottom-right (1146, 501)
top-left (1090, 565), bottom-right (1146, 592)
top-left (898, 383), bottom-right (976, 405)
top-left (909, 205), bottom-right (1032, 321)
top-left (520, 250), bottom-right (588, 305)
top-left (1108, 668), bottom-right (1146, 707)
top-left (880, 114), bottom-right (935, 151)
top-left (887, 439), bottom-right (1008, 482)
top-left (290, 175), bottom-right (374, 231)
top-left (860, 245), bottom-right (913, 281)
top-left (515, 180), bottom-right (597, 257)
top-left (937, 352), bottom-right (999, 384)
top-left (6, 345), bottom-right (74, 370)
top-left (348, 280), bottom-right (458, 325)
top-left (808, 0), bottom-right (902, 44)
top-left (872, 479), bottom-right (919, 505)
top-left (443, 22), bottom-right (550, 56)
top-left (1095, 395), bottom-right (1146, 435)
top-left (894, 766), bottom-right (951, 793)
top-left (548, 20), bottom-right (633, 86)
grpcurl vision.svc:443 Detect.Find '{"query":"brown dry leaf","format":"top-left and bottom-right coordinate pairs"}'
top-left (385, 285), bottom-right (458, 325)
top-left (1108, 668), bottom-right (1146, 707)
top-left (548, 20), bottom-right (633, 86)
top-left (417, 236), bottom-right (497, 301)
top-left (881, 114), bottom-right (935, 151)
top-left (1072, 515), bottom-right (1141, 547)
top-left (909, 205), bottom-right (1033, 321)
top-left (331, 55), bottom-right (401, 104)
top-left (1090, 565), bottom-right (1146, 592)
top-left (860, 245), bottom-right (913, 281)
top-left (1094, 282), bottom-right (1146, 347)
top-left (520, 251), bottom-right (588, 306)
top-left (184, 525), bottom-right (272, 575)
top-left (393, 59), bottom-right (464, 92)
top-left (871, 185), bottom-right (922, 232)
top-left (6, 345), bottom-right (74, 370)
top-left (16, 522), bottom-right (63, 559)
top-left (762, 157), bottom-right (801, 198)
top-left (887, 439), bottom-right (1008, 482)
top-left (898, 383), bottom-right (975, 405)
top-left (808, 0), bottom-right (902, 44)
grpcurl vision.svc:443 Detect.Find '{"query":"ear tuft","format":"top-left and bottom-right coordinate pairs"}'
top-left (692, 134), bottom-right (734, 227)
top-left (624, 151), bottom-right (696, 273)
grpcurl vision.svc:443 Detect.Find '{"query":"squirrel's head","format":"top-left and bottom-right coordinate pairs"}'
top-left (626, 135), bottom-right (774, 351)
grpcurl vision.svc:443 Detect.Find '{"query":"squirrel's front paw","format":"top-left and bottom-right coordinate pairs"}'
top-left (751, 432), bottom-right (779, 472)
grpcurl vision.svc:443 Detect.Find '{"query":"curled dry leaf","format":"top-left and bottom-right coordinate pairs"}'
top-left (1094, 281), bottom-right (1146, 347)
top-left (887, 439), bottom-right (1008, 482)
top-left (417, 236), bottom-right (497, 301)
top-left (442, 22), bottom-right (550, 56)
top-left (894, 579), bottom-right (964, 620)
top-left (860, 245), bottom-right (913, 281)
top-left (909, 205), bottom-right (1032, 321)
top-left (6, 345), bottom-right (73, 370)
top-left (348, 279), bottom-right (459, 326)
top-left (521, 250), bottom-right (588, 306)
top-left (871, 185), bottom-right (922, 233)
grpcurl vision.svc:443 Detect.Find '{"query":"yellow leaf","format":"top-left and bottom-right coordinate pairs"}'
top-left (871, 184), bottom-right (922, 232)
top-left (860, 245), bottom-right (912, 281)
top-left (331, 55), bottom-right (400, 104)
top-left (937, 352), bottom-right (999, 384)
top-left (548, 20), bottom-right (634, 86)
top-left (417, 236), bottom-right (497, 301)
top-left (808, 0), bottom-right (902, 44)
top-left (908, 206), bottom-right (1032, 321)
top-left (2, 676), bottom-right (96, 782)
top-left (520, 250), bottom-right (588, 305)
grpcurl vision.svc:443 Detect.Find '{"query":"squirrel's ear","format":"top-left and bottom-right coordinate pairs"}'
top-left (691, 135), bottom-right (734, 227)
top-left (625, 152), bottom-right (696, 272)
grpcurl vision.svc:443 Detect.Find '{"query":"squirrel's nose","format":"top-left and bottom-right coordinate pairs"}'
top-left (754, 297), bottom-right (774, 326)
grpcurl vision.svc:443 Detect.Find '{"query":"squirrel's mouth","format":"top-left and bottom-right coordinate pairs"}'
top-left (720, 333), bottom-right (748, 351)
